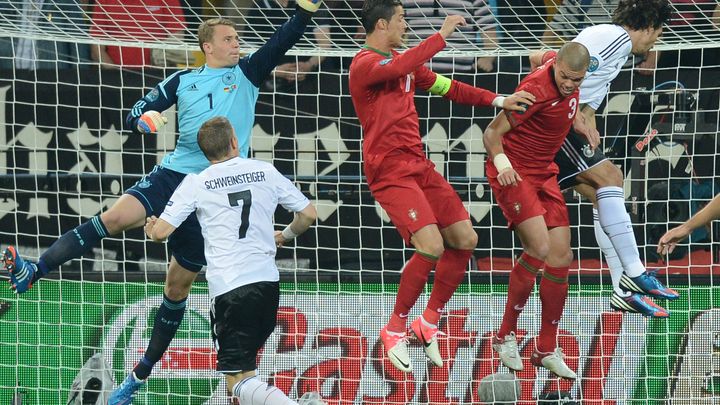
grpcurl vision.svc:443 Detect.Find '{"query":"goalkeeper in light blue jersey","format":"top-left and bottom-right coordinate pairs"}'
top-left (1, 0), bottom-right (324, 403)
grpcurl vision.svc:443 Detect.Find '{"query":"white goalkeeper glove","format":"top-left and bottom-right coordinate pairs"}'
top-left (297, 0), bottom-right (323, 13)
top-left (137, 111), bottom-right (168, 134)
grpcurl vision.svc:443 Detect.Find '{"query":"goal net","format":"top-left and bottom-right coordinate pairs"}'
top-left (0, 1), bottom-right (719, 404)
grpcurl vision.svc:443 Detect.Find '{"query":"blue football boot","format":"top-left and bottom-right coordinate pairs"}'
top-left (610, 292), bottom-right (669, 318)
top-left (620, 269), bottom-right (679, 300)
top-left (2, 246), bottom-right (37, 294)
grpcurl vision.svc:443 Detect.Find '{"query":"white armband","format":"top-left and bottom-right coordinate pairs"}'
top-left (492, 96), bottom-right (506, 108)
top-left (493, 153), bottom-right (513, 172)
top-left (282, 225), bottom-right (299, 240)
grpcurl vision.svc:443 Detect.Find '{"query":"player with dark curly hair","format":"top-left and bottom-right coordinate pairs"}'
top-left (523, 0), bottom-right (676, 321)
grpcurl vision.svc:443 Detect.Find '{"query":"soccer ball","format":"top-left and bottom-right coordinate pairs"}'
top-left (478, 372), bottom-right (520, 404)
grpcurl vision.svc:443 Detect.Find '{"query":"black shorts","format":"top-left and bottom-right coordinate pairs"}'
top-left (554, 129), bottom-right (609, 190)
top-left (126, 165), bottom-right (206, 272)
top-left (210, 281), bottom-right (280, 373)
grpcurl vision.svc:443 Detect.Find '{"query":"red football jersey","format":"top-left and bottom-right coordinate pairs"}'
top-left (502, 57), bottom-right (580, 173)
top-left (349, 33), bottom-right (496, 180)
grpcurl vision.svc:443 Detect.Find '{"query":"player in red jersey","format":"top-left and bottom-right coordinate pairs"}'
top-left (483, 42), bottom-right (591, 380)
top-left (349, 0), bottom-right (535, 373)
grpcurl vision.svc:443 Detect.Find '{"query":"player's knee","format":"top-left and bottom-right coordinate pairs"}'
top-left (551, 249), bottom-right (573, 268)
top-left (98, 210), bottom-right (126, 235)
top-left (448, 230), bottom-right (478, 251)
top-left (525, 243), bottom-right (550, 261)
top-left (421, 242), bottom-right (445, 258)
top-left (411, 229), bottom-right (445, 257)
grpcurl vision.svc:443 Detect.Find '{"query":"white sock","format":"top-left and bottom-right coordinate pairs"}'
top-left (593, 209), bottom-right (629, 297)
top-left (232, 376), bottom-right (297, 405)
top-left (596, 186), bottom-right (645, 278)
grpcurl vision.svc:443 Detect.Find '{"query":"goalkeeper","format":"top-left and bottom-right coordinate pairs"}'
top-left (1, 0), bottom-right (324, 403)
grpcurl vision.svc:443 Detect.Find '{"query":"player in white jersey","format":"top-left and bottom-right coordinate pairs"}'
top-left (145, 116), bottom-right (320, 405)
top-left (528, 0), bottom-right (678, 317)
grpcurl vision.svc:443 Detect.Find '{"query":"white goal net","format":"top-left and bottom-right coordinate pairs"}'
top-left (0, 1), bottom-right (719, 404)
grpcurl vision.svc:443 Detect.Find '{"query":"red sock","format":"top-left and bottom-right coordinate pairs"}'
top-left (387, 252), bottom-right (438, 333)
top-left (498, 253), bottom-right (544, 339)
top-left (537, 264), bottom-right (569, 353)
top-left (425, 249), bottom-right (472, 324)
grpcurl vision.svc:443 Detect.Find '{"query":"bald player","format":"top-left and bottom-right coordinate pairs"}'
top-left (484, 42), bottom-right (590, 380)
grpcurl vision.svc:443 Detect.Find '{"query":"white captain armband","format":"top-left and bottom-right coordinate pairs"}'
top-left (427, 74), bottom-right (452, 96)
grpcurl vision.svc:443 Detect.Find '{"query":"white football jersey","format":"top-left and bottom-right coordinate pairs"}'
top-left (160, 157), bottom-right (310, 299)
top-left (572, 24), bottom-right (632, 110)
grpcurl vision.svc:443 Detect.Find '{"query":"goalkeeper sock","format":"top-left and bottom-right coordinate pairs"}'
top-left (36, 215), bottom-right (109, 277)
top-left (232, 376), bottom-right (296, 405)
top-left (537, 265), bottom-right (569, 353)
top-left (388, 252), bottom-right (438, 333)
top-left (498, 253), bottom-right (542, 339)
top-left (425, 249), bottom-right (472, 322)
top-left (596, 187), bottom-right (645, 278)
top-left (593, 209), bottom-right (628, 296)
top-left (133, 294), bottom-right (187, 379)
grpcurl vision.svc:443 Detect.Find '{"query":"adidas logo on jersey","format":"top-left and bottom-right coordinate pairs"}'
top-left (189, 84), bottom-right (198, 91)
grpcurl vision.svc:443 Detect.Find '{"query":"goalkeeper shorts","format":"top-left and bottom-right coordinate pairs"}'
top-left (126, 165), bottom-right (206, 272)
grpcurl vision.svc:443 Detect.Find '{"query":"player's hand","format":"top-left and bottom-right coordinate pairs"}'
top-left (657, 224), bottom-right (692, 255)
top-left (274, 230), bottom-right (287, 247)
top-left (297, 0), bottom-right (322, 13)
top-left (274, 63), bottom-right (306, 82)
top-left (528, 50), bottom-right (545, 71)
top-left (137, 111), bottom-right (168, 134)
top-left (573, 113), bottom-right (600, 149)
top-left (502, 90), bottom-right (535, 112)
top-left (476, 56), bottom-right (495, 73)
top-left (497, 168), bottom-right (522, 187)
top-left (145, 216), bottom-right (158, 240)
top-left (439, 15), bottom-right (466, 39)
top-left (635, 51), bottom-right (658, 76)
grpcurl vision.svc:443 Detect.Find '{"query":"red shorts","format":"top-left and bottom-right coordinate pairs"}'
top-left (486, 161), bottom-right (569, 229)
top-left (366, 155), bottom-right (469, 244)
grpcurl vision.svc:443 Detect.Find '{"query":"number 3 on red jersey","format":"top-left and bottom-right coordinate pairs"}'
top-left (568, 98), bottom-right (578, 119)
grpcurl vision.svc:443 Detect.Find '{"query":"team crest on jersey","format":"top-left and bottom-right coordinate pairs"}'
top-left (588, 56), bottom-right (599, 72)
top-left (408, 208), bottom-right (418, 222)
top-left (513, 202), bottom-right (521, 215)
top-left (379, 58), bottom-right (391, 65)
top-left (222, 72), bottom-right (235, 85)
top-left (166, 201), bottom-right (174, 207)
top-left (145, 88), bottom-right (159, 102)
top-left (582, 144), bottom-right (595, 158)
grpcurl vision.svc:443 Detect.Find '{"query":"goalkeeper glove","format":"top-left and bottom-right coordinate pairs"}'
top-left (137, 111), bottom-right (168, 134)
top-left (297, 0), bottom-right (323, 13)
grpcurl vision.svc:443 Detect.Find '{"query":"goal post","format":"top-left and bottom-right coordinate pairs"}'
top-left (1, 1), bottom-right (719, 403)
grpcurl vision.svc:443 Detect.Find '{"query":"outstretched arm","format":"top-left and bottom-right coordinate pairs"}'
top-left (241, 5), bottom-right (321, 87)
top-left (657, 194), bottom-right (720, 255)
top-left (358, 15), bottom-right (466, 86)
top-left (419, 70), bottom-right (534, 112)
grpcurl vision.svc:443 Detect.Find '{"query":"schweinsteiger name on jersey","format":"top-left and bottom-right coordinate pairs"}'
top-left (204, 171), bottom-right (266, 190)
